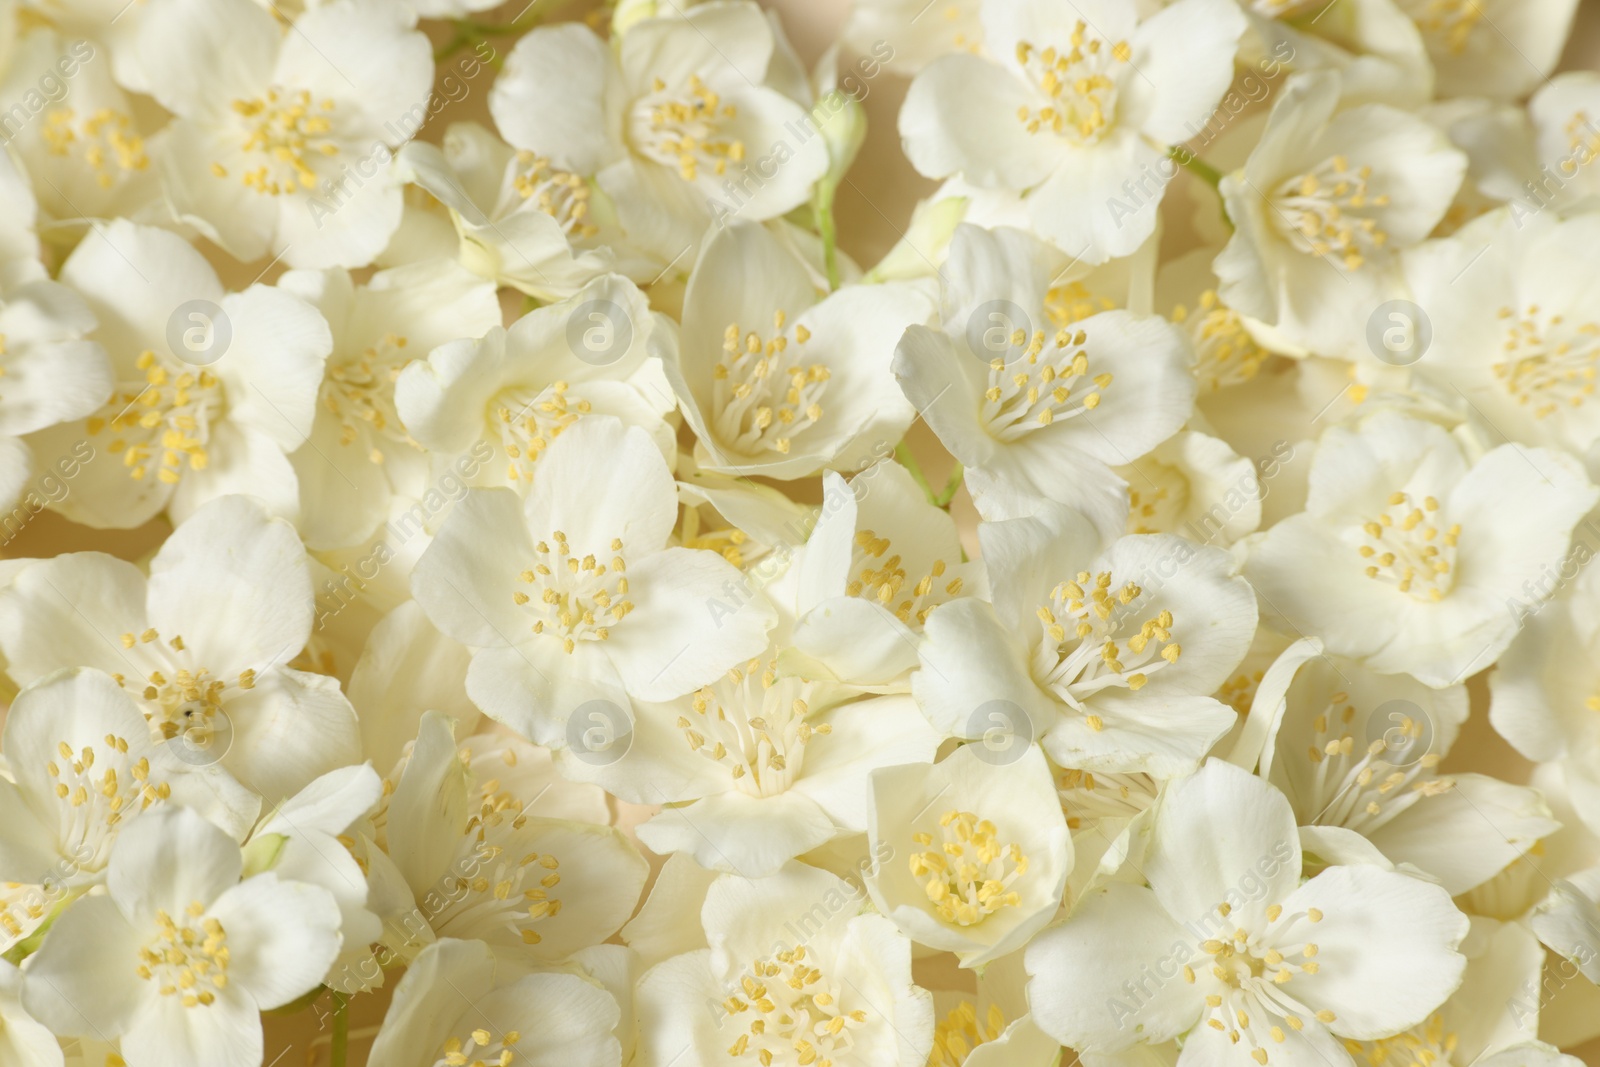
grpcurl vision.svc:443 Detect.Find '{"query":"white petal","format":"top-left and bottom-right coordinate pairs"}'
top-left (1276, 864), bottom-right (1467, 1038)
top-left (148, 494), bottom-right (312, 673)
top-left (206, 873), bottom-right (342, 1008)
top-left (1025, 882), bottom-right (1202, 1051)
top-left (1143, 759), bottom-right (1301, 933)
top-left (900, 53), bottom-right (1061, 188)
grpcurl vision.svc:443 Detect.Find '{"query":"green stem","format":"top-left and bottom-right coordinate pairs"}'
top-left (933, 463), bottom-right (964, 508)
top-left (894, 442), bottom-right (936, 505)
top-left (815, 193), bottom-right (841, 292)
top-left (330, 992), bottom-right (350, 1067)
top-left (1168, 147), bottom-right (1224, 189)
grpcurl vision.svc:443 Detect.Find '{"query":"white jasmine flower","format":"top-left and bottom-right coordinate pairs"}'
top-left (634, 861), bottom-right (935, 1067)
top-left (367, 937), bottom-right (622, 1067)
top-left (1528, 73), bottom-right (1600, 213)
top-left (843, 0), bottom-right (979, 75)
top-left (671, 220), bottom-right (935, 479)
top-left (0, 668), bottom-right (254, 894)
top-left (923, 950), bottom-right (1062, 1067)
top-left (133, 0), bottom-right (432, 268)
top-left (866, 743), bottom-right (1071, 968)
top-left (915, 504), bottom-right (1256, 777)
top-left (1115, 429), bottom-right (1263, 546)
top-left (347, 600), bottom-right (477, 773)
top-left (1053, 757), bottom-right (1163, 899)
top-left (1403, 208), bottom-right (1600, 455)
top-left (366, 712), bottom-right (647, 968)
top-left (1025, 758), bottom-right (1470, 1067)
top-left (1154, 247), bottom-right (1276, 397)
top-left (30, 220), bottom-right (331, 527)
top-left (489, 0), bottom-right (829, 268)
top-left (1229, 0), bottom-right (1431, 107)
top-left (1344, 912), bottom-right (1569, 1067)
top-left (23, 806), bottom-right (341, 1067)
top-left (675, 454), bottom-right (815, 576)
top-left (398, 121), bottom-right (621, 301)
top-left (395, 273), bottom-right (676, 498)
top-left (1529, 867), bottom-right (1600, 984)
top-left (1250, 640), bottom-right (1558, 894)
top-left (0, 494), bottom-right (361, 802)
top-left (1215, 71), bottom-right (1467, 360)
top-left (244, 763), bottom-right (382, 993)
top-left (0, 28), bottom-right (162, 225)
top-left (0, 961), bottom-right (59, 1067)
top-left (621, 663), bottom-right (940, 877)
top-left (1489, 562), bottom-right (1600, 837)
top-left (411, 417), bottom-right (776, 724)
top-left (1243, 411), bottom-right (1597, 687)
top-left (274, 259), bottom-right (500, 550)
top-left (1395, 0), bottom-right (1580, 101)
top-left (899, 0), bottom-right (1245, 263)
top-left (0, 270), bottom-right (111, 517)
top-left (789, 460), bottom-right (983, 687)
top-left (894, 225), bottom-right (1195, 541)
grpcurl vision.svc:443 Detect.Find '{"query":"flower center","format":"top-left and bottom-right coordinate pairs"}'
top-left (681, 517), bottom-right (753, 568)
top-left (845, 530), bottom-right (962, 629)
top-left (909, 810), bottom-right (1029, 926)
top-left (325, 333), bottom-right (417, 463)
top-left (41, 107), bottom-right (149, 188)
top-left (512, 532), bottom-right (634, 653)
top-left (433, 1028), bottom-right (524, 1067)
top-left (511, 150), bottom-right (598, 237)
top-left (87, 352), bottom-right (224, 485)
top-left (429, 779), bottom-right (563, 950)
top-left (1172, 290), bottom-right (1271, 392)
top-left (44, 730), bottom-right (166, 874)
top-left (1398, 0), bottom-right (1484, 54)
top-left (1559, 111), bottom-right (1600, 177)
top-left (490, 381), bottom-right (592, 485)
top-left (1125, 461), bottom-right (1190, 535)
top-left (1303, 695), bottom-right (1451, 833)
top-left (0, 884), bottom-right (52, 949)
top-left (1013, 26), bottom-right (1129, 144)
top-left (1187, 902), bottom-right (1331, 1065)
top-left (1355, 491), bottom-right (1459, 602)
top-left (1270, 155), bottom-right (1391, 271)
top-left (1055, 769), bottom-right (1157, 831)
top-left (928, 1001), bottom-right (1007, 1067)
top-left (980, 326), bottom-right (1112, 441)
top-left (1491, 303), bottom-right (1600, 420)
top-left (632, 74), bottom-right (745, 182)
top-left (1044, 281), bottom-right (1118, 326)
top-left (678, 661), bottom-right (827, 798)
top-left (1031, 571), bottom-right (1179, 717)
top-left (713, 311), bottom-right (828, 458)
top-left (222, 87), bottom-right (340, 196)
top-left (1217, 666), bottom-right (1267, 717)
top-left (114, 628), bottom-right (255, 748)
top-left (1350, 1013), bottom-right (1460, 1067)
top-left (137, 902), bottom-right (229, 1008)
top-left (722, 944), bottom-right (867, 1066)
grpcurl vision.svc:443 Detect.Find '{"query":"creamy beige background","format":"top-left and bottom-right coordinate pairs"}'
top-left (9, 0), bottom-right (1600, 1063)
